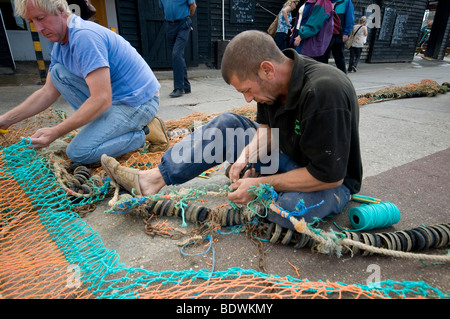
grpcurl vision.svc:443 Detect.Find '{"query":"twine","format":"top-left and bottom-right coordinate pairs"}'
top-left (347, 202), bottom-right (401, 231)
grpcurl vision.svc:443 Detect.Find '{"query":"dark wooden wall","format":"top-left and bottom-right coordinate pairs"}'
top-left (114, 0), bottom-right (438, 67)
top-left (367, 0), bottom-right (428, 62)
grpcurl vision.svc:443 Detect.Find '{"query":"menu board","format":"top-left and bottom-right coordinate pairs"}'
top-left (230, 0), bottom-right (255, 24)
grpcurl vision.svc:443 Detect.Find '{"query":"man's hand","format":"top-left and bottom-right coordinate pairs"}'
top-left (0, 116), bottom-right (11, 131)
top-left (227, 161), bottom-right (257, 182)
top-left (227, 176), bottom-right (260, 205)
top-left (228, 162), bottom-right (246, 183)
top-left (29, 127), bottom-right (60, 149)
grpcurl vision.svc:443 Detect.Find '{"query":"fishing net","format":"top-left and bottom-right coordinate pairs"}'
top-left (1, 81), bottom-right (449, 299)
top-left (357, 79), bottom-right (449, 106)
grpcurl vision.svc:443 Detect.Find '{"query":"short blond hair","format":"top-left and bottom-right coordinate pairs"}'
top-left (14, 0), bottom-right (71, 18)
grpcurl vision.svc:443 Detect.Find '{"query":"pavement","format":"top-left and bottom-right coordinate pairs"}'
top-left (1, 55), bottom-right (449, 298)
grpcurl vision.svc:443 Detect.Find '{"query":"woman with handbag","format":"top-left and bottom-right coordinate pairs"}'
top-left (348, 16), bottom-right (367, 73)
top-left (274, 1), bottom-right (300, 50)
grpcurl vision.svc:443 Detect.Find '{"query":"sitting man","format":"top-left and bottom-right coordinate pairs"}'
top-left (101, 30), bottom-right (363, 229)
top-left (0, 0), bottom-right (165, 164)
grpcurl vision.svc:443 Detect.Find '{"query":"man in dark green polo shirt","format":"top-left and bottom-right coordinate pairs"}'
top-left (101, 30), bottom-right (362, 230)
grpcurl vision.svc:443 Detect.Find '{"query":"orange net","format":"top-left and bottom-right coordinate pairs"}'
top-left (135, 273), bottom-right (389, 299)
top-left (0, 150), bottom-right (93, 299)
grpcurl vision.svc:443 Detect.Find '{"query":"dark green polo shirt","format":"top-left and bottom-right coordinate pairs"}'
top-left (256, 49), bottom-right (362, 194)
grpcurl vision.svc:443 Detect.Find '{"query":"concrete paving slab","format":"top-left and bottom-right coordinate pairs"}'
top-left (359, 94), bottom-right (450, 178)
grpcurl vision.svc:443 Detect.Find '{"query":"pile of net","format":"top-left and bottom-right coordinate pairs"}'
top-left (357, 79), bottom-right (449, 106)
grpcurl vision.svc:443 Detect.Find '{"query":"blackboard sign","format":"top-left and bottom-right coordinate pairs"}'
top-left (230, 0), bottom-right (255, 24)
top-left (391, 14), bottom-right (408, 46)
top-left (378, 7), bottom-right (397, 41)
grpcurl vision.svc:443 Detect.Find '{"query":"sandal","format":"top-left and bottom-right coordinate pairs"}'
top-left (101, 154), bottom-right (142, 196)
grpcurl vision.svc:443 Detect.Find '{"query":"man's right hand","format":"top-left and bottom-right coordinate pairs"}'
top-left (0, 116), bottom-right (11, 132)
top-left (228, 162), bottom-right (247, 183)
top-left (228, 162), bottom-right (257, 183)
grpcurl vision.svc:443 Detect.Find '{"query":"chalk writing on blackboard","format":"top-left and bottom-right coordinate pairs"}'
top-left (391, 14), bottom-right (408, 46)
top-left (378, 7), bottom-right (396, 41)
top-left (230, 0), bottom-right (255, 24)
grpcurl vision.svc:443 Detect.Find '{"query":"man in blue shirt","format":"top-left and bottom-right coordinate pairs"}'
top-left (0, 0), bottom-right (163, 164)
top-left (159, 0), bottom-right (197, 98)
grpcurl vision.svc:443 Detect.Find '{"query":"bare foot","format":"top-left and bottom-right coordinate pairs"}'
top-left (101, 154), bottom-right (166, 197)
top-left (138, 167), bottom-right (166, 196)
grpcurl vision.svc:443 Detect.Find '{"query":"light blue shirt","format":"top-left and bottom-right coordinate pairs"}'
top-left (50, 15), bottom-right (160, 106)
top-left (277, 7), bottom-right (292, 34)
top-left (159, 0), bottom-right (195, 21)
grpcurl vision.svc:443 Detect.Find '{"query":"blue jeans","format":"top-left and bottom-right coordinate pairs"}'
top-left (349, 47), bottom-right (362, 70)
top-left (158, 113), bottom-right (351, 227)
top-left (165, 17), bottom-right (191, 91)
top-left (51, 63), bottom-right (159, 164)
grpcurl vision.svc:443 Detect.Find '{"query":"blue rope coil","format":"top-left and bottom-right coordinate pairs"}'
top-left (347, 202), bottom-right (401, 231)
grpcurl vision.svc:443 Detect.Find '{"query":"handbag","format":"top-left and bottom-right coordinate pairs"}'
top-left (346, 25), bottom-right (363, 49)
top-left (267, 14), bottom-right (279, 37)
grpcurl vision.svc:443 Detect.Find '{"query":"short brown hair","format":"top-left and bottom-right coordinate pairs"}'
top-left (221, 30), bottom-right (287, 84)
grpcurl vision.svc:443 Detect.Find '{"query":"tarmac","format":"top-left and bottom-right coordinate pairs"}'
top-left (0, 55), bottom-right (449, 298)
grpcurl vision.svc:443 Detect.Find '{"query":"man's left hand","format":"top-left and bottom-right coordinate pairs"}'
top-left (29, 127), bottom-right (59, 149)
top-left (227, 177), bottom-right (260, 205)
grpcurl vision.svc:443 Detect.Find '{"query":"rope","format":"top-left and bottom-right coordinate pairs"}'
top-left (289, 217), bottom-right (450, 262)
top-left (180, 235), bottom-right (215, 268)
top-left (247, 183), bottom-right (324, 219)
top-left (105, 181), bottom-right (449, 262)
top-left (250, 184), bottom-right (448, 261)
top-left (106, 184), bottom-right (231, 214)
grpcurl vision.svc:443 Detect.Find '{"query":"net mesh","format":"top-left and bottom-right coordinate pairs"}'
top-left (1, 81), bottom-right (449, 299)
